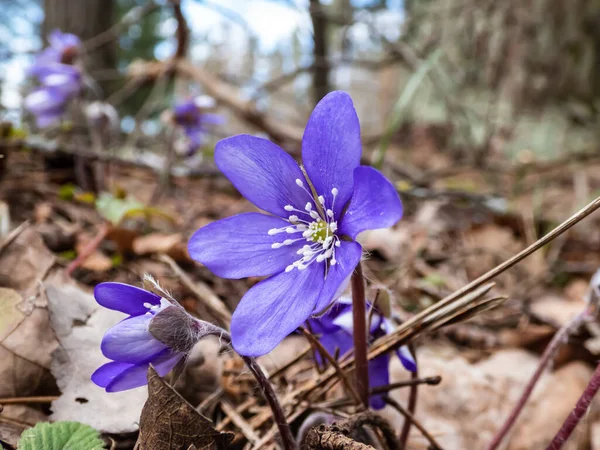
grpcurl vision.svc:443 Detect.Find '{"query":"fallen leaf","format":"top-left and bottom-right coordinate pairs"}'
top-left (0, 226), bottom-right (55, 300)
top-left (75, 234), bottom-right (112, 272)
top-left (45, 273), bottom-right (147, 433)
top-left (105, 227), bottom-right (138, 254)
top-left (530, 294), bottom-right (586, 327)
top-left (133, 233), bottom-right (182, 255)
top-left (135, 366), bottom-right (234, 450)
top-left (0, 420), bottom-right (26, 449)
top-left (0, 228), bottom-right (57, 401)
top-left (386, 345), bottom-right (594, 450)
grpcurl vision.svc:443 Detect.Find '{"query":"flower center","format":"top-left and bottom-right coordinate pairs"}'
top-left (268, 179), bottom-right (340, 274)
top-left (308, 219), bottom-right (332, 244)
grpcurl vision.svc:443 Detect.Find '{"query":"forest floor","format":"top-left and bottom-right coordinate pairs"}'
top-left (2, 133), bottom-right (600, 449)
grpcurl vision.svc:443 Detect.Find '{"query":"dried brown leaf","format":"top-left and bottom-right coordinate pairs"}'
top-left (133, 233), bottom-right (182, 255)
top-left (0, 228), bottom-right (57, 400)
top-left (136, 366), bottom-right (234, 450)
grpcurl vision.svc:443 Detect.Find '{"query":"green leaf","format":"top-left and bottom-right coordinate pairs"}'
top-left (95, 192), bottom-right (144, 225)
top-left (18, 421), bottom-right (105, 450)
top-left (58, 183), bottom-right (77, 201)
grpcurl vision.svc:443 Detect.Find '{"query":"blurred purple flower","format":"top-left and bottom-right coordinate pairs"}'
top-left (28, 29), bottom-right (81, 75)
top-left (91, 282), bottom-right (221, 392)
top-left (24, 87), bottom-right (71, 128)
top-left (307, 297), bottom-right (416, 409)
top-left (25, 61), bottom-right (82, 128)
top-left (173, 97), bottom-right (223, 156)
top-left (188, 91), bottom-right (403, 357)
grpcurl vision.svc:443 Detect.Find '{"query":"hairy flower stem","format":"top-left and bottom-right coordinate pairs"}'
top-left (242, 356), bottom-right (297, 450)
top-left (215, 330), bottom-right (295, 449)
top-left (546, 360), bottom-right (600, 450)
top-left (351, 261), bottom-right (370, 408)
top-left (487, 309), bottom-right (590, 450)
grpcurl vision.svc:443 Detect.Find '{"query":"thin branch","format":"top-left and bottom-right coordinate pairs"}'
top-left (0, 396), bottom-right (58, 405)
top-left (384, 396), bottom-right (443, 450)
top-left (546, 361), bottom-right (600, 450)
top-left (370, 194), bottom-right (600, 360)
top-left (398, 345), bottom-right (418, 448)
top-left (220, 399), bottom-right (260, 445)
top-left (267, 345), bottom-right (312, 380)
top-left (171, 59), bottom-right (385, 145)
top-left (158, 254), bottom-right (232, 325)
top-left (298, 327), bottom-right (362, 405)
top-left (81, 2), bottom-right (161, 55)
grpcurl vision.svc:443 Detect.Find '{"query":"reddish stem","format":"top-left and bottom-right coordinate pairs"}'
top-left (399, 345), bottom-right (418, 448)
top-left (66, 222), bottom-right (109, 276)
top-left (546, 360), bottom-right (600, 450)
top-left (351, 261), bottom-right (370, 408)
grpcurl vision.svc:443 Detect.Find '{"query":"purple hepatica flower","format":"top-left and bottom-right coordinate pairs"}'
top-left (29, 29), bottom-right (81, 75)
top-left (188, 91), bottom-right (403, 357)
top-left (308, 297), bottom-right (416, 409)
top-left (174, 97), bottom-right (223, 156)
top-left (25, 64), bottom-right (81, 128)
top-left (91, 282), bottom-right (221, 392)
top-left (25, 87), bottom-right (70, 128)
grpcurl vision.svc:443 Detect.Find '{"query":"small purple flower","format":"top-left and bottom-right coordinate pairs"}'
top-left (91, 282), bottom-right (220, 392)
top-left (25, 63), bottom-right (81, 128)
top-left (29, 29), bottom-right (81, 75)
top-left (24, 87), bottom-right (70, 128)
top-left (188, 91), bottom-right (403, 357)
top-left (173, 97), bottom-right (223, 156)
top-left (308, 297), bottom-right (416, 409)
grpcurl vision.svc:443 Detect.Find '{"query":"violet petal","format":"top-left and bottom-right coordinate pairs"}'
top-left (188, 212), bottom-right (305, 279)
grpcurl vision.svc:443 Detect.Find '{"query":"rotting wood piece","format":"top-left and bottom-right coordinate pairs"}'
top-left (304, 412), bottom-right (399, 450)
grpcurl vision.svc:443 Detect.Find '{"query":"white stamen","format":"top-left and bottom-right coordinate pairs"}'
top-left (143, 302), bottom-right (153, 309)
top-left (269, 186), bottom-right (342, 274)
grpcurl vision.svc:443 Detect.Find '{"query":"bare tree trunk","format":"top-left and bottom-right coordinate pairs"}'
top-left (310, 0), bottom-right (330, 105)
top-left (43, 0), bottom-right (116, 97)
top-left (42, 0), bottom-right (116, 192)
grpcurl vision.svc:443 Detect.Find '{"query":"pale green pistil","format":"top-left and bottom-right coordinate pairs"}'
top-left (308, 219), bottom-right (331, 243)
